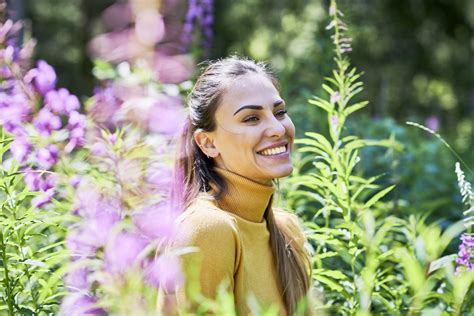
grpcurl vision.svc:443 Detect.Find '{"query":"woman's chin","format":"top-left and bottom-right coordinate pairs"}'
top-left (264, 164), bottom-right (293, 180)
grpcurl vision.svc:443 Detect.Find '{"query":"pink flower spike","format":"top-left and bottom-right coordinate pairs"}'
top-left (104, 231), bottom-right (148, 274)
top-left (25, 60), bottom-right (57, 95)
top-left (36, 144), bottom-right (59, 169)
top-left (143, 255), bottom-right (183, 290)
top-left (60, 293), bottom-right (105, 316)
top-left (133, 202), bottom-right (176, 241)
top-left (10, 137), bottom-right (32, 164)
top-left (45, 88), bottom-right (80, 115)
top-left (32, 188), bottom-right (55, 208)
top-left (33, 108), bottom-right (62, 136)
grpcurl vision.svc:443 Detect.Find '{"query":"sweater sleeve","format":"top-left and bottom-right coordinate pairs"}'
top-left (168, 206), bottom-right (240, 311)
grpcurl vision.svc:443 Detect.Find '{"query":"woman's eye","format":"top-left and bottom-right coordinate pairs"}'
top-left (275, 110), bottom-right (288, 118)
top-left (243, 116), bottom-right (259, 123)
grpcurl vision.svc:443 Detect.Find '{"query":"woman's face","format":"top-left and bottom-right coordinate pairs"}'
top-left (200, 72), bottom-right (295, 185)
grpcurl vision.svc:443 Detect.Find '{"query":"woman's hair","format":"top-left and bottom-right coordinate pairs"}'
top-left (172, 55), bottom-right (311, 314)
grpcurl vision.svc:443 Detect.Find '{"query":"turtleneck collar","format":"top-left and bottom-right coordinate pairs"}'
top-left (209, 167), bottom-right (275, 223)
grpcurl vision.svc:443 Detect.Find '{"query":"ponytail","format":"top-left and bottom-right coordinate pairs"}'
top-left (266, 200), bottom-right (312, 315)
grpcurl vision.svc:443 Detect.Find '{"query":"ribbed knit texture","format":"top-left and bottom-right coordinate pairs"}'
top-left (161, 167), bottom-right (306, 315)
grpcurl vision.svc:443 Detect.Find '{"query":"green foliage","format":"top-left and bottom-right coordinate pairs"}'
top-left (0, 129), bottom-right (67, 315)
top-left (280, 1), bottom-right (474, 314)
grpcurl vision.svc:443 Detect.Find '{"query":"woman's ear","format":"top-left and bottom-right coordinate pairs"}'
top-left (194, 130), bottom-right (219, 158)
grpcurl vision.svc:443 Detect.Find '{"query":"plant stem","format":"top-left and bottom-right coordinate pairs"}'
top-left (0, 230), bottom-right (15, 315)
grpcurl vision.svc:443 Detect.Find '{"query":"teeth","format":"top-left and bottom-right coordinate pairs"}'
top-left (259, 146), bottom-right (286, 156)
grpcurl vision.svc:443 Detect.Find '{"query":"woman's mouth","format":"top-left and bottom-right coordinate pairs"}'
top-left (256, 144), bottom-right (289, 158)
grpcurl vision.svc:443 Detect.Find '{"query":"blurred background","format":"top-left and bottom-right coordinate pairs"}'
top-left (3, 0), bottom-right (473, 220)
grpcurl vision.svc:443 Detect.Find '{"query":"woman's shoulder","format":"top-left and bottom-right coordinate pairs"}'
top-left (174, 192), bottom-right (239, 244)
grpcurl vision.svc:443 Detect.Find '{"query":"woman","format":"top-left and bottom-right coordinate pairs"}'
top-left (163, 56), bottom-right (311, 315)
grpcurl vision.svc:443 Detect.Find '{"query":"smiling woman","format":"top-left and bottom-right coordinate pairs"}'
top-left (160, 56), bottom-right (311, 315)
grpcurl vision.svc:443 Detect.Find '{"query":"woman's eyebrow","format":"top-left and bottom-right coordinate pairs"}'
top-left (233, 100), bottom-right (285, 116)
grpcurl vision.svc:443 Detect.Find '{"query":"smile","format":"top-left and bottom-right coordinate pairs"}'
top-left (257, 145), bottom-right (288, 157)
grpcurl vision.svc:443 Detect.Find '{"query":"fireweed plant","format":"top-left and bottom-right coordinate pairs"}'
top-left (60, 60), bottom-right (191, 314)
top-left (0, 19), bottom-right (84, 315)
top-left (282, 0), bottom-right (474, 315)
top-left (180, 0), bottom-right (214, 58)
top-left (405, 122), bottom-right (474, 273)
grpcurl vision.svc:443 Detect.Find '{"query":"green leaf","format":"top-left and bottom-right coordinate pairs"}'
top-left (308, 97), bottom-right (333, 113)
top-left (313, 274), bottom-right (344, 292)
top-left (343, 101), bottom-right (369, 116)
top-left (428, 254), bottom-right (457, 274)
top-left (363, 185), bottom-right (396, 209)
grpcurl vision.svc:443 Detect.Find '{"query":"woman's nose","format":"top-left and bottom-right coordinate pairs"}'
top-left (264, 116), bottom-right (286, 138)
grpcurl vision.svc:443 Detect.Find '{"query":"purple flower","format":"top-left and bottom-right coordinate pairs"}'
top-left (461, 234), bottom-right (474, 248)
top-left (73, 185), bottom-right (122, 218)
top-left (104, 231), bottom-right (148, 274)
top-left (24, 168), bottom-right (43, 191)
top-left (24, 60), bottom-right (57, 95)
top-left (146, 162), bottom-right (173, 194)
top-left (143, 255), bottom-right (183, 290)
top-left (65, 266), bottom-right (89, 291)
top-left (64, 112), bottom-right (86, 153)
top-left (81, 210), bottom-right (121, 247)
top-left (60, 293), bottom-right (105, 316)
top-left (33, 108), bottom-right (62, 136)
top-left (148, 96), bottom-right (185, 135)
top-left (108, 132), bottom-right (118, 144)
top-left (456, 233), bottom-right (474, 272)
top-left (133, 202), bottom-right (176, 241)
top-left (425, 115), bottom-right (440, 132)
top-left (90, 142), bottom-right (108, 156)
top-left (36, 144), bottom-right (59, 169)
top-left (10, 137), bottom-right (31, 164)
top-left (45, 88), bottom-right (80, 115)
top-left (67, 229), bottom-right (97, 259)
top-left (0, 91), bottom-right (31, 134)
top-left (181, 0), bottom-right (214, 56)
top-left (330, 91), bottom-right (340, 104)
top-left (32, 188), bottom-right (55, 208)
top-left (69, 174), bottom-right (82, 188)
top-left (24, 169), bottom-right (57, 191)
top-left (88, 85), bottom-right (121, 128)
top-left (67, 111), bottom-right (86, 130)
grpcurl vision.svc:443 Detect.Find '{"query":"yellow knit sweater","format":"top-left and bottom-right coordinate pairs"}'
top-left (161, 168), bottom-right (306, 315)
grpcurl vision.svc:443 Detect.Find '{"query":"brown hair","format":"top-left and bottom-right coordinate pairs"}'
top-left (172, 56), bottom-right (311, 314)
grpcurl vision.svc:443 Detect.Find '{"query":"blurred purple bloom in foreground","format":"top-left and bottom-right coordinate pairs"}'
top-left (67, 229), bottom-right (97, 259)
top-left (24, 169), bottom-right (57, 192)
top-left (45, 88), bottom-right (80, 115)
top-left (65, 111), bottom-right (87, 153)
top-left (81, 210), bottom-right (121, 247)
top-left (65, 266), bottom-right (89, 292)
top-left (24, 60), bottom-right (57, 95)
top-left (31, 188), bottom-right (55, 208)
top-left (104, 231), bottom-right (148, 274)
top-left (456, 233), bottom-right (474, 272)
top-left (33, 108), bottom-right (62, 136)
top-left (0, 91), bottom-right (31, 134)
top-left (148, 96), bottom-right (185, 135)
top-left (88, 85), bottom-right (121, 128)
top-left (10, 137), bottom-right (31, 163)
top-left (73, 185), bottom-right (122, 218)
top-left (60, 293), bottom-right (105, 316)
top-left (133, 202), bottom-right (176, 240)
top-left (144, 255), bottom-right (183, 290)
top-left (146, 162), bottom-right (173, 194)
top-left (36, 144), bottom-right (59, 169)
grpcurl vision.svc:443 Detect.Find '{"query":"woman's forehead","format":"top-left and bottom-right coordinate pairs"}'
top-left (220, 73), bottom-right (281, 109)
